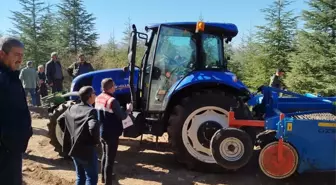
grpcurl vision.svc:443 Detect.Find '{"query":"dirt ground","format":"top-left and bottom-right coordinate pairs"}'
top-left (22, 110), bottom-right (336, 185)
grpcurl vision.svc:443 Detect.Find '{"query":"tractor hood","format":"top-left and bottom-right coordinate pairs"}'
top-left (70, 67), bottom-right (140, 99)
top-left (162, 70), bottom-right (251, 109)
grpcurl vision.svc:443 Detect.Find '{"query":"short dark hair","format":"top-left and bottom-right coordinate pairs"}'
top-left (101, 78), bottom-right (115, 92)
top-left (0, 37), bottom-right (24, 54)
top-left (78, 86), bottom-right (94, 102)
top-left (276, 68), bottom-right (285, 73)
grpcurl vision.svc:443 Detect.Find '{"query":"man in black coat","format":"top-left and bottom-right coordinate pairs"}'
top-left (45, 52), bottom-right (64, 93)
top-left (67, 53), bottom-right (94, 79)
top-left (0, 37), bottom-right (33, 185)
top-left (57, 86), bottom-right (100, 185)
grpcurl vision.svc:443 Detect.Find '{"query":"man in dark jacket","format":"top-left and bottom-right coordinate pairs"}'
top-left (45, 52), bottom-right (64, 93)
top-left (57, 86), bottom-right (100, 185)
top-left (270, 68), bottom-right (286, 90)
top-left (0, 37), bottom-right (33, 185)
top-left (67, 53), bottom-right (94, 79)
top-left (95, 78), bottom-right (132, 185)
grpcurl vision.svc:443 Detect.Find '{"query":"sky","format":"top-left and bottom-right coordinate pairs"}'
top-left (0, 0), bottom-right (309, 46)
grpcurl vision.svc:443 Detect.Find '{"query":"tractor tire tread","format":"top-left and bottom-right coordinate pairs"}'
top-left (167, 90), bottom-right (253, 173)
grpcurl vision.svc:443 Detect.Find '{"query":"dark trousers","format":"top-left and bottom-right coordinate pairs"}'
top-left (72, 150), bottom-right (98, 185)
top-left (39, 83), bottom-right (48, 97)
top-left (52, 79), bottom-right (63, 93)
top-left (101, 137), bottom-right (119, 185)
top-left (0, 147), bottom-right (23, 185)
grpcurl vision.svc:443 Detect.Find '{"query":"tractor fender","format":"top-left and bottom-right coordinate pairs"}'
top-left (162, 70), bottom-right (250, 110)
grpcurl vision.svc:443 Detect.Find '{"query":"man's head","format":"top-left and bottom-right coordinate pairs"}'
top-left (0, 37), bottom-right (24, 71)
top-left (78, 86), bottom-right (96, 105)
top-left (38, 65), bottom-right (44, 73)
top-left (27, 61), bottom-right (33, 68)
top-left (276, 68), bottom-right (285, 77)
top-left (101, 78), bottom-right (116, 94)
top-left (78, 53), bottom-right (85, 63)
top-left (51, 52), bottom-right (58, 61)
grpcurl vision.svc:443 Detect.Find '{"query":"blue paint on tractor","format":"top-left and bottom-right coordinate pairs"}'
top-left (257, 86), bottom-right (336, 177)
top-left (69, 67), bottom-right (140, 100)
top-left (147, 22), bottom-right (238, 38)
top-left (278, 118), bottom-right (336, 173)
top-left (162, 70), bottom-right (250, 109)
top-left (255, 86), bottom-right (335, 130)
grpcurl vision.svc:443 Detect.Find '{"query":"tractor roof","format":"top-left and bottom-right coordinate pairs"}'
top-left (147, 22), bottom-right (238, 38)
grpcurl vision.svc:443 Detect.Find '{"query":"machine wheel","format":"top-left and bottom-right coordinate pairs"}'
top-left (210, 128), bottom-right (253, 170)
top-left (47, 101), bottom-right (103, 158)
top-left (259, 141), bottom-right (299, 179)
top-left (167, 90), bottom-right (253, 172)
top-left (47, 101), bottom-right (75, 157)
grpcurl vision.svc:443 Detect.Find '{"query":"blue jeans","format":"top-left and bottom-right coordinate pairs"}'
top-left (25, 88), bottom-right (37, 106)
top-left (72, 151), bottom-right (98, 185)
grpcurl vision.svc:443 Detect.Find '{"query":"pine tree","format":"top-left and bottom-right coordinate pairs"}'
top-left (121, 17), bottom-right (132, 48)
top-left (57, 0), bottom-right (99, 56)
top-left (232, 32), bottom-right (270, 90)
top-left (9, 0), bottom-right (48, 65)
top-left (39, 4), bottom-right (58, 61)
top-left (286, 0), bottom-right (336, 96)
top-left (120, 17), bottom-right (147, 66)
top-left (256, 0), bottom-right (298, 73)
top-left (107, 29), bottom-right (117, 57)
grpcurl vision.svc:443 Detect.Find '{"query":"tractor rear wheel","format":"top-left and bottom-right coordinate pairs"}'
top-left (47, 101), bottom-right (75, 157)
top-left (167, 90), bottom-right (253, 172)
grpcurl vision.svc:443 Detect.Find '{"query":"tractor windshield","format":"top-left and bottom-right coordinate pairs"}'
top-left (153, 26), bottom-right (225, 75)
top-left (146, 25), bottom-right (225, 111)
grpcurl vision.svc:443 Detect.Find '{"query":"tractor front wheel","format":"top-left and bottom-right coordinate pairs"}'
top-left (167, 90), bottom-right (253, 172)
top-left (47, 101), bottom-right (103, 159)
top-left (47, 101), bottom-right (75, 157)
top-left (210, 128), bottom-right (253, 170)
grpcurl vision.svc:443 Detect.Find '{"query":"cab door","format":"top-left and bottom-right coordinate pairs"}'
top-left (144, 25), bottom-right (196, 112)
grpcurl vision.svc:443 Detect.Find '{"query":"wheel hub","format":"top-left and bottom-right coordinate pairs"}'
top-left (182, 106), bottom-right (229, 163)
top-left (219, 137), bottom-right (245, 162)
top-left (198, 121), bottom-right (222, 148)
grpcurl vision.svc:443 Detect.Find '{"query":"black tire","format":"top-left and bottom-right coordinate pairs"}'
top-left (47, 101), bottom-right (103, 158)
top-left (256, 130), bottom-right (277, 149)
top-left (167, 90), bottom-right (253, 172)
top-left (47, 101), bottom-right (75, 157)
top-left (210, 128), bottom-right (253, 170)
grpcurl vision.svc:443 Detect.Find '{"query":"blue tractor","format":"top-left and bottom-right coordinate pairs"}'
top-left (46, 21), bottom-right (258, 172)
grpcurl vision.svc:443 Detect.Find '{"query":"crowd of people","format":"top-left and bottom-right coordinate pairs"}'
top-left (0, 36), bottom-right (131, 185)
top-left (18, 51), bottom-right (94, 106)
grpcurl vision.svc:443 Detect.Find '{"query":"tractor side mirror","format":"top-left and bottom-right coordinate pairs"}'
top-left (152, 66), bottom-right (161, 80)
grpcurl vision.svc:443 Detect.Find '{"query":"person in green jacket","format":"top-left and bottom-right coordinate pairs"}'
top-left (19, 61), bottom-right (38, 106)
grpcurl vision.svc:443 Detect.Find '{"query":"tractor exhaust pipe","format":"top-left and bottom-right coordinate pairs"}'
top-left (128, 24), bottom-right (138, 107)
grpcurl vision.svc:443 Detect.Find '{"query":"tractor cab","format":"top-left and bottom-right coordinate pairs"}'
top-left (127, 22), bottom-right (239, 113)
